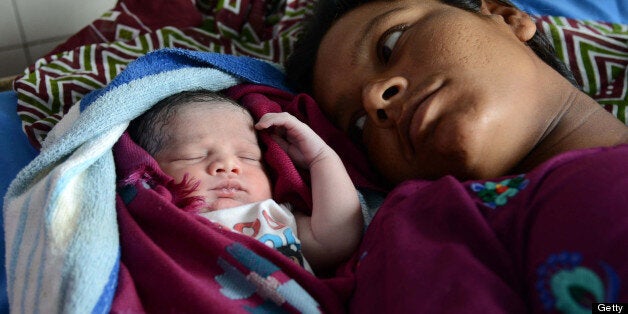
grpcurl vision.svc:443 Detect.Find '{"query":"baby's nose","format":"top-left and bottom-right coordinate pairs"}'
top-left (208, 157), bottom-right (241, 175)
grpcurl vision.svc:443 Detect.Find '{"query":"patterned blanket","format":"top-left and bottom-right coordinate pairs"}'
top-left (10, 0), bottom-right (628, 149)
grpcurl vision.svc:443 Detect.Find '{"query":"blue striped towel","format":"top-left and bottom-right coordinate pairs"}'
top-left (3, 48), bottom-right (289, 313)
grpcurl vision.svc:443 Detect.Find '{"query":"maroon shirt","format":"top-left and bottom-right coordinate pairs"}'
top-left (348, 144), bottom-right (628, 313)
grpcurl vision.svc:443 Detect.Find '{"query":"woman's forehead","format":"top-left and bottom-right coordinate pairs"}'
top-left (315, 0), bottom-right (414, 69)
top-left (313, 2), bottom-right (408, 109)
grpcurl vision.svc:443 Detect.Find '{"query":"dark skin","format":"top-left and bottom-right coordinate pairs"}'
top-left (312, 0), bottom-right (628, 184)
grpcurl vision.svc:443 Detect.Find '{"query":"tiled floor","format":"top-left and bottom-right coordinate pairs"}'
top-left (0, 0), bottom-right (116, 78)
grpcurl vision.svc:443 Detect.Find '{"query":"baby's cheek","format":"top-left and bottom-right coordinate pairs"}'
top-left (158, 163), bottom-right (183, 180)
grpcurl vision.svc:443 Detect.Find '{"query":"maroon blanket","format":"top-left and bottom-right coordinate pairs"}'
top-left (110, 84), bottom-right (380, 312)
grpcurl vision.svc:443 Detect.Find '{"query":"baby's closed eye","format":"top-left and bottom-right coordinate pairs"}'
top-left (172, 154), bottom-right (207, 163)
top-left (238, 153), bottom-right (263, 164)
top-left (240, 155), bottom-right (260, 161)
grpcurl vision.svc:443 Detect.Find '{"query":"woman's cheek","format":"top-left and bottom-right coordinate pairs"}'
top-left (430, 106), bottom-right (509, 180)
top-left (364, 127), bottom-right (418, 184)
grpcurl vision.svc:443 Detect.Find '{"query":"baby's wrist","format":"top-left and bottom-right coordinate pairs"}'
top-left (307, 147), bottom-right (338, 169)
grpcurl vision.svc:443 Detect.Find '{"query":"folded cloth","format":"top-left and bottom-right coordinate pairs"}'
top-left (2, 48), bottom-right (326, 313)
top-left (111, 132), bottom-right (349, 313)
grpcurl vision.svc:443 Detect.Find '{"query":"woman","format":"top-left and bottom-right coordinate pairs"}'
top-left (286, 0), bottom-right (628, 312)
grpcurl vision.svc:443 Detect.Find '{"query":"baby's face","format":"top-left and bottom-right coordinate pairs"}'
top-left (154, 102), bottom-right (272, 212)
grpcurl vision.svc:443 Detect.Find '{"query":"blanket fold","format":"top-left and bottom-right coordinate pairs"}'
top-left (112, 133), bottom-right (349, 313)
top-left (4, 48), bottom-right (362, 313)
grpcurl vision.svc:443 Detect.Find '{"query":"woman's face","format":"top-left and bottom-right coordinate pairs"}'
top-left (313, 0), bottom-right (544, 184)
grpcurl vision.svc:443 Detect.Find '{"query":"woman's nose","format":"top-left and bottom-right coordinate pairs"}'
top-left (362, 76), bottom-right (408, 128)
top-left (208, 157), bottom-right (241, 176)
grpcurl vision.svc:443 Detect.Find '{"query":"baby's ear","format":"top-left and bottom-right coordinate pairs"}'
top-left (480, 0), bottom-right (536, 42)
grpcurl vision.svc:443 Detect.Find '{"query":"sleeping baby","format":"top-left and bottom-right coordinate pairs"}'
top-left (127, 89), bottom-right (363, 274)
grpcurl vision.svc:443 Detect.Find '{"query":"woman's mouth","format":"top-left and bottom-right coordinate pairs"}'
top-left (400, 81), bottom-right (444, 159)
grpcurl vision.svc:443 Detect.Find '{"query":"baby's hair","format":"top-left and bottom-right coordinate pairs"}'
top-left (128, 89), bottom-right (248, 155)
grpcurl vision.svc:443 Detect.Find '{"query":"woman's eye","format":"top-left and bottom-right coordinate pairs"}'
top-left (378, 25), bottom-right (406, 63)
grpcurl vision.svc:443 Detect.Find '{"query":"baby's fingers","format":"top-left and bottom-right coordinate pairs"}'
top-left (255, 112), bottom-right (297, 130)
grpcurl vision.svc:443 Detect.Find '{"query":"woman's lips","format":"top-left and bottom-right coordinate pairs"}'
top-left (400, 82), bottom-right (443, 159)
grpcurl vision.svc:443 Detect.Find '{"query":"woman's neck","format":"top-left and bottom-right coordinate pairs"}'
top-left (513, 82), bottom-right (628, 174)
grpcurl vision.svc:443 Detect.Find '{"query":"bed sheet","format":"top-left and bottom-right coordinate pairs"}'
top-left (511, 0), bottom-right (626, 23)
top-left (0, 91), bottom-right (37, 199)
top-left (0, 90), bottom-right (37, 313)
top-left (1, 1), bottom-right (624, 181)
top-left (9, 0), bottom-right (628, 152)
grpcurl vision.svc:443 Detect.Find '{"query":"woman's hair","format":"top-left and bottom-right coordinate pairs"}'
top-left (285, 0), bottom-right (579, 94)
top-left (128, 89), bottom-right (243, 155)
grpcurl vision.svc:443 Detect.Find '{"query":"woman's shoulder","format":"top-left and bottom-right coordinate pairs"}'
top-left (530, 144), bottom-right (628, 178)
top-left (387, 144), bottom-right (628, 210)
top-left (520, 144), bottom-right (628, 207)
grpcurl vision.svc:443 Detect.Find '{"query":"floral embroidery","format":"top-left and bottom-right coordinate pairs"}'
top-left (536, 251), bottom-right (620, 314)
top-left (470, 175), bottom-right (529, 208)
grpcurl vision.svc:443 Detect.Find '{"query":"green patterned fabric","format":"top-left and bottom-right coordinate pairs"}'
top-left (538, 16), bottom-right (628, 122)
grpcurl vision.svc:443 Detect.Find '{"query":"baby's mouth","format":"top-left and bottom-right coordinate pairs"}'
top-left (215, 187), bottom-right (241, 197)
top-left (211, 181), bottom-right (245, 197)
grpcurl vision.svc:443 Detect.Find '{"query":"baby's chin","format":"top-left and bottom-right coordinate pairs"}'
top-left (203, 198), bottom-right (247, 212)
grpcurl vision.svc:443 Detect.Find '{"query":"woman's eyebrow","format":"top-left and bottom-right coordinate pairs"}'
top-left (353, 6), bottom-right (406, 65)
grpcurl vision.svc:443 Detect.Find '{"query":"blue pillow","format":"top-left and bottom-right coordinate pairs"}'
top-left (511, 0), bottom-right (627, 23)
top-left (0, 91), bottom-right (37, 198)
top-left (0, 90), bottom-right (38, 313)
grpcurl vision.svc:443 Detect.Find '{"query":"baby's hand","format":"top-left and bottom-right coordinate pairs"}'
top-left (255, 112), bottom-right (330, 169)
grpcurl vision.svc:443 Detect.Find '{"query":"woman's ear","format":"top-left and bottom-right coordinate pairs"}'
top-left (480, 0), bottom-right (536, 42)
